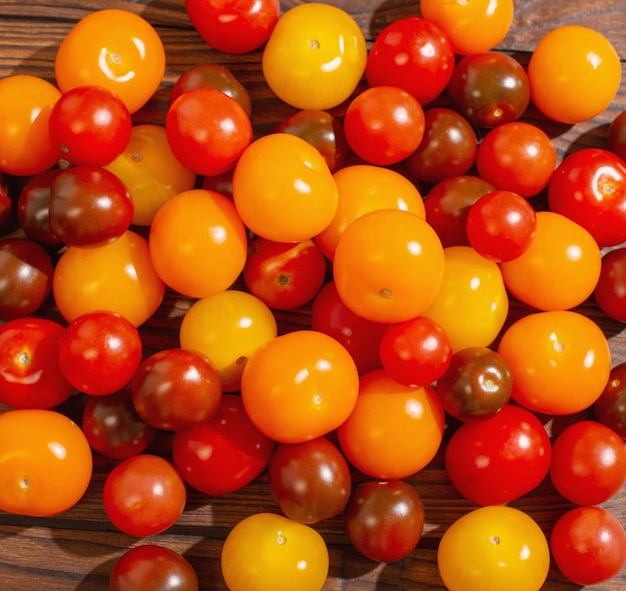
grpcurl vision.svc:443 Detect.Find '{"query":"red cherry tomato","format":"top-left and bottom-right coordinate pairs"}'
top-left (595, 247), bottom-right (626, 323)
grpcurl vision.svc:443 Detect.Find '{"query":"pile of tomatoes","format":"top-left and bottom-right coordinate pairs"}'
top-left (1, 0), bottom-right (626, 589)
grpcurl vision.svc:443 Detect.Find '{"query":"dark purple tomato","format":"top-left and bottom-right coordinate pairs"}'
top-left (423, 175), bottom-right (495, 247)
top-left (49, 166), bottom-right (133, 247)
top-left (607, 110), bottom-right (626, 162)
top-left (435, 346), bottom-right (512, 422)
top-left (169, 62), bottom-right (252, 117)
top-left (16, 169), bottom-right (64, 247)
top-left (268, 436), bottom-right (351, 524)
top-left (131, 348), bottom-right (222, 432)
top-left (344, 480), bottom-right (425, 563)
top-left (0, 172), bottom-right (12, 234)
top-left (447, 51), bottom-right (530, 128)
top-left (594, 247), bottom-right (626, 323)
top-left (82, 387), bottom-right (157, 460)
top-left (405, 107), bottom-right (477, 185)
top-left (594, 362), bottom-right (626, 437)
top-left (274, 109), bottom-right (348, 173)
top-left (0, 237), bottom-right (53, 320)
top-left (110, 544), bottom-right (199, 591)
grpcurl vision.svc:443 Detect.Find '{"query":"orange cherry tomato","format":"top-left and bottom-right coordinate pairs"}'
top-left (179, 289), bottom-right (278, 392)
top-left (233, 133), bottom-right (338, 243)
top-left (497, 310), bottom-right (612, 415)
top-left (262, 3), bottom-right (367, 110)
top-left (54, 9), bottom-right (166, 114)
top-left (0, 409), bottom-right (93, 517)
top-left (0, 75), bottom-right (61, 176)
top-left (104, 124), bottom-right (197, 226)
top-left (420, 0), bottom-right (514, 56)
top-left (52, 230), bottom-right (165, 327)
top-left (333, 209), bottom-right (445, 323)
top-left (421, 245), bottom-right (509, 352)
top-left (149, 189), bottom-right (248, 298)
top-left (315, 164), bottom-right (425, 261)
top-left (499, 211), bottom-right (601, 311)
top-left (528, 25), bottom-right (621, 124)
top-left (240, 330), bottom-right (360, 444)
top-left (337, 368), bottom-right (445, 480)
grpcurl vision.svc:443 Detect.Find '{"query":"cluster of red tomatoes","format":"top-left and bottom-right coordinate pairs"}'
top-left (1, 0), bottom-right (626, 589)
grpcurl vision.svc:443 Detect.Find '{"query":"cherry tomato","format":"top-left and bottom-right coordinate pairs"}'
top-left (444, 403), bottom-right (552, 505)
top-left (82, 388), bottom-right (156, 460)
top-left (268, 437), bottom-right (351, 524)
top-left (333, 209), bottom-right (445, 324)
top-left (528, 25), bottom-right (621, 124)
top-left (343, 86), bottom-right (425, 166)
top-left (103, 454), bottom-right (187, 537)
top-left (149, 189), bottom-right (248, 299)
top-left (131, 348), bottom-right (222, 431)
top-left (421, 245), bottom-right (509, 352)
top-left (0, 318), bottom-right (74, 410)
top-left (185, 0), bottom-right (280, 54)
top-left (172, 394), bottom-right (275, 495)
top-left (315, 163), bottom-right (425, 262)
top-left (499, 211), bottom-right (601, 312)
top-left (436, 346), bottom-right (512, 422)
top-left (497, 310), bottom-right (611, 415)
top-left (548, 147), bottom-right (626, 247)
top-left (607, 109), bottom-right (626, 162)
top-left (311, 280), bottom-right (388, 375)
top-left (420, 0), bottom-right (514, 55)
top-left (0, 173), bottom-right (12, 233)
top-left (466, 190), bottom-right (537, 262)
top-left (57, 310), bottom-right (142, 396)
top-left (179, 289), bottom-right (277, 392)
top-left (447, 52), bottom-right (530, 128)
top-left (55, 9), bottom-right (166, 114)
top-left (243, 236), bottom-right (327, 311)
top-left (337, 368), bottom-right (445, 480)
top-left (221, 513), bottom-right (329, 591)
top-left (475, 121), bottom-right (556, 198)
top-left (274, 109), bottom-right (348, 173)
top-left (344, 480), bottom-right (425, 563)
top-left (241, 330), bottom-right (359, 444)
top-left (166, 88), bottom-right (252, 177)
top-left (53, 230), bottom-right (166, 327)
top-left (170, 62), bottom-right (252, 116)
top-left (0, 408), bottom-right (93, 516)
top-left (550, 506), bottom-right (626, 586)
top-left (49, 165), bottom-right (134, 248)
top-left (233, 133), bottom-right (338, 243)
top-left (365, 17), bottom-right (454, 106)
top-left (437, 505), bottom-right (550, 591)
top-left (110, 544), bottom-right (199, 591)
top-left (0, 75), bottom-right (61, 176)
top-left (104, 124), bottom-right (197, 226)
top-left (378, 316), bottom-right (452, 387)
top-left (405, 107), bottom-right (477, 185)
top-left (48, 85), bottom-right (132, 166)
top-left (594, 362), bottom-right (626, 437)
top-left (0, 238), bottom-right (53, 320)
top-left (262, 3), bottom-right (367, 110)
top-left (594, 247), bottom-right (626, 323)
top-left (549, 420), bottom-right (626, 506)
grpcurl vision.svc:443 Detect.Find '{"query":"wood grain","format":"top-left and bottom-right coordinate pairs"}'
top-left (1, 1), bottom-right (626, 590)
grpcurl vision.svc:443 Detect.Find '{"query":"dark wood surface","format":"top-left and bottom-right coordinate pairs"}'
top-left (1, 1), bottom-right (626, 589)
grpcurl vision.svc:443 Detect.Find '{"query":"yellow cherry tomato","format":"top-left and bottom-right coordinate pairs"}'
top-left (262, 3), bottom-right (367, 110)
top-left (528, 25), bottom-right (621, 124)
top-left (438, 506), bottom-right (550, 591)
top-left (179, 290), bottom-right (278, 392)
top-left (0, 75), bottom-right (61, 176)
top-left (315, 164), bottom-right (425, 261)
top-left (52, 230), bottom-right (165, 327)
top-left (104, 124), bottom-right (197, 226)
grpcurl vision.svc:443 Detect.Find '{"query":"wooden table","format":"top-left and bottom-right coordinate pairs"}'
top-left (1, 1), bottom-right (626, 589)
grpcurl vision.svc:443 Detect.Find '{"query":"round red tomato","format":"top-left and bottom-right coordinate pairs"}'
top-left (103, 454), bottom-right (187, 537)
top-left (594, 247), bottom-right (626, 323)
top-left (444, 403), bottom-right (552, 506)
